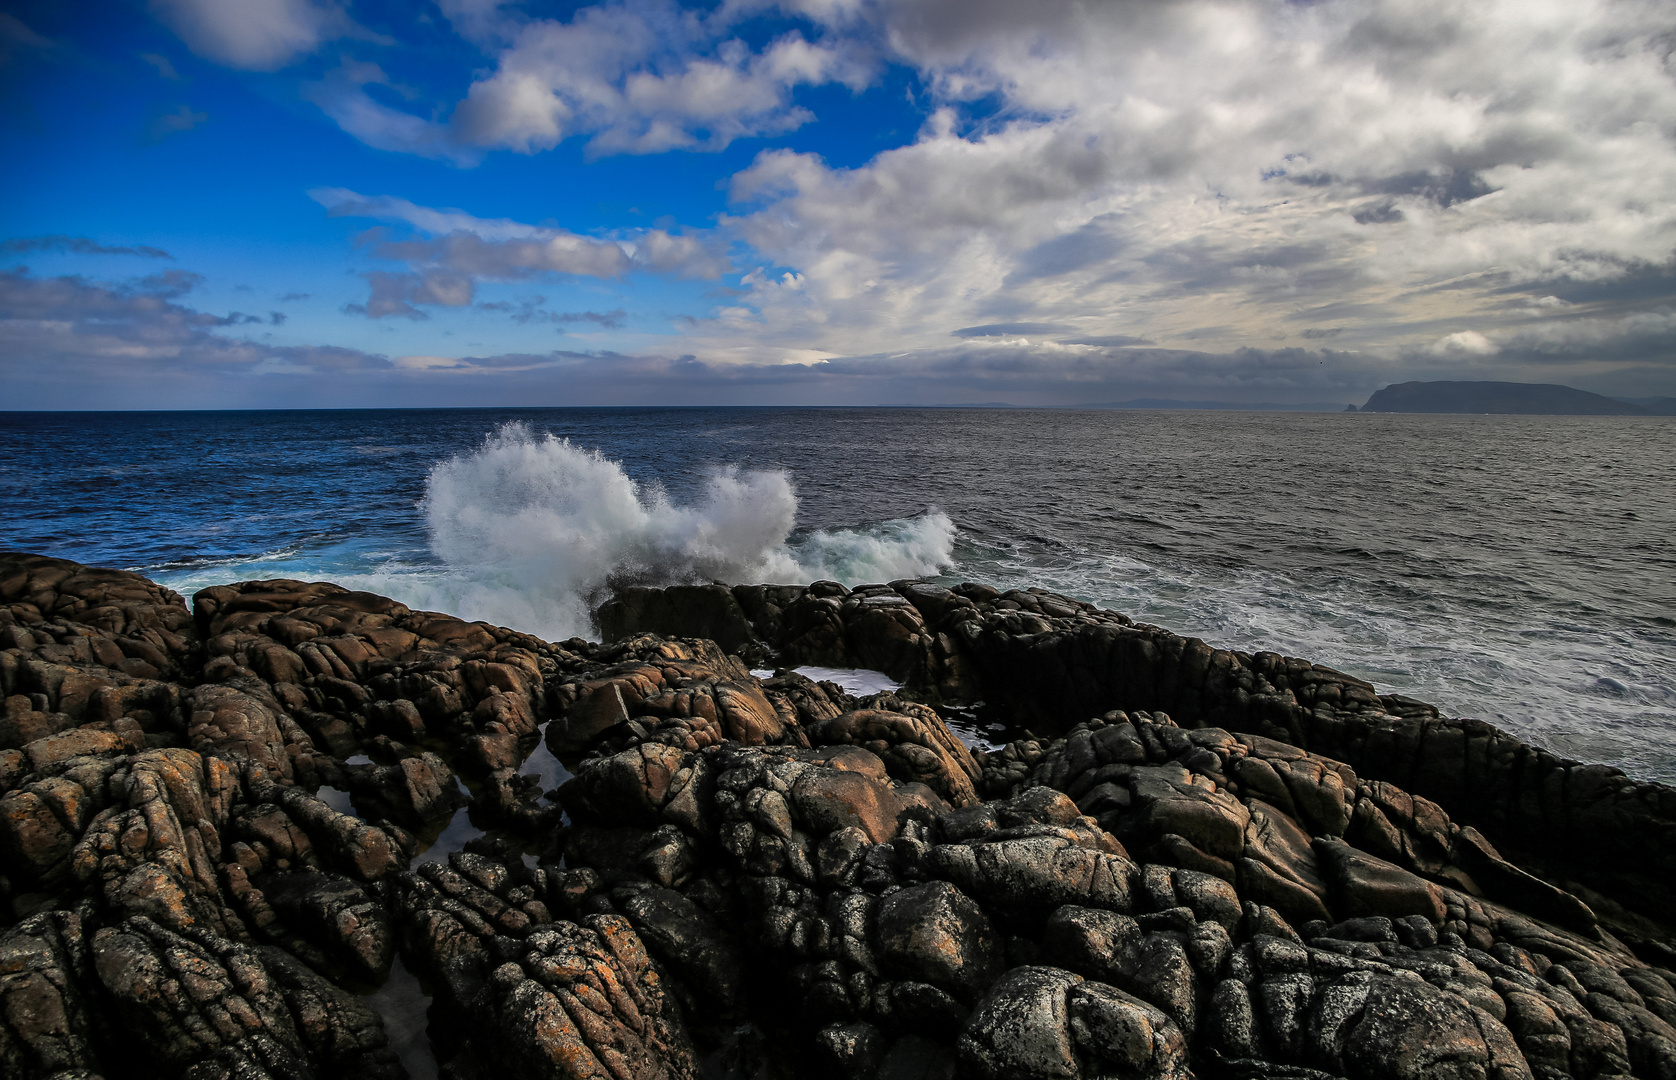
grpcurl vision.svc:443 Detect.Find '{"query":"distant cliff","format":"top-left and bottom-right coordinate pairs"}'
top-left (1361, 380), bottom-right (1653, 415)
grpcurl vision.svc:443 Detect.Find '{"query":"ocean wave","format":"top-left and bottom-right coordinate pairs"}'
top-left (349, 423), bottom-right (955, 640)
top-left (947, 534), bottom-right (1676, 783)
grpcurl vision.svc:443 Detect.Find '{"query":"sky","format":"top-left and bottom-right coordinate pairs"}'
top-left (2, 0), bottom-right (1674, 409)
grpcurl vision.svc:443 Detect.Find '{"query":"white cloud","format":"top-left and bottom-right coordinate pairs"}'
top-left (137, 0), bottom-right (1676, 399)
top-left (149, 0), bottom-right (351, 71)
top-left (661, 0), bottom-right (1676, 384)
top-left (448, 1), bottom-right (871, 157)
top-left (1430, 330), bottom-right (1500, 356)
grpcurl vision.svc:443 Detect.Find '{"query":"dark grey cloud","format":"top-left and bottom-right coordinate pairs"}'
top-left (556, 308), bottom-right (627, 328)
top-left (0, 268), bottom-right (392, 403)
top-left (2, 235), bottom-right (172, 258)
top-left (477, 297), bottom-right (628, 329)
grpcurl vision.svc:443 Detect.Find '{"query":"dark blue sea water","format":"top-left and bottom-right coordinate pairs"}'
top-left (3, 407), bottom-right (1673, 782)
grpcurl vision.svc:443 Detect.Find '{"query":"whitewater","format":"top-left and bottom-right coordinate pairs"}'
top-left (1, 406), bottom-right (1671, 782)
top-left (350, 423), bottom-right (957, 641)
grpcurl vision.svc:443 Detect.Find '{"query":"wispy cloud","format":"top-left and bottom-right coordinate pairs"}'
top-left (147, 103), bottom-right (207, 141)
top-left (314, 187), bottom-right (726, 317)
top-left (2, 235), bottom-right (173, 258)
top-left (139, 51), bottom-right (181, 79)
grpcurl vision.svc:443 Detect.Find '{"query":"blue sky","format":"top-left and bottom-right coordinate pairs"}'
top-left (3, 0), bottom-right (1674, 408)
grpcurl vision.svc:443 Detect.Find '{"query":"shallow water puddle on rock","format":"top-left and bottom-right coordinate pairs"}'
top-left (315, 785), bottom-right (355, 816)
top-left (941, 712), bottom-right (1010, 751)
top-left (751, 665), bottom-right (904, 696)
top-left (362, 953), bottom-right (438, 1080)
top-left (358, 732), bottom-right (572, 1075)
top-left (527, 721), bottom-right (575, 799)
top-left (412, 802), bottom-right (478, 867)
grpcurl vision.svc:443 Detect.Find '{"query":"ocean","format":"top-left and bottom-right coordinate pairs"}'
top-left (3, 407), bottom-right (1672, 783)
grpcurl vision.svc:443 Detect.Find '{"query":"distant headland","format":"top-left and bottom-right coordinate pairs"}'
top-left (1352, 380), bottom-right (1676, 415)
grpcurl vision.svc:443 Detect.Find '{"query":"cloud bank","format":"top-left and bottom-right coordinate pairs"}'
top-left (65, 0), bottom-right (1676, 404)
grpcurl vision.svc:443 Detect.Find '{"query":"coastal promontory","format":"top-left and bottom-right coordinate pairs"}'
top-left (1359, 380), bottom-right (1656, 415)
top-left (3, 553), bottom-right (1675, 1080)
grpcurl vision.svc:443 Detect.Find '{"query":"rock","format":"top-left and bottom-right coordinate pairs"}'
top-left (957, 966), bottom-right (1189, 1080)
top-left (1171, 868), bottom-right (1243, 933)
top-left (1329, 971), bottom-right (1532, 1080)
top-left (8, 555), bottom-right (1676, 1080)
top-left (1067, 979), bottom-right (1191, 1079)
top-left (807, 707), bottom-right (981, 807)
top-left (875, 1033), bottom-right (957, 1080)
top-left (615, 883), bottom-right (746, 1014)
top-left (1315, 836), bottom-right (1446, 925)
top-left (1042, 905), bottom-right (1142, 985)
top-left (873, 881), bottom-right (1006, 1003)
top-left (927, 833), bottom-right (1136, 923)
top-left (1454, 826), bottom-right (1598, 934)
top-left (957, 966), bottom-right (1083, 1080)
top-left (559, 743), bottom-right (696, 828)
top-left (465, 915), bottom-right (695, 1080)
top-left (261, 871), bottom-right (394, 982)
top-left (598, 584), bottom-right (757, 653)
top-left (815, 1021), bottom-right (889, 1079)
top-left (1126, 765), bottom-right (1250, 861)
top-left (0, 911), bottom-right (104, 1078)
top-left (89, 914), bottom-right (400, 1079)
top-left (793, 767), bottom-right (905, 844)
top-left (187, 683), bottom-right (295, 781)
top-left (0, 788), bottom-right (77, 888)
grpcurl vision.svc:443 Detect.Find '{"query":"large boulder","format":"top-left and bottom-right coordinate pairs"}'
top-left (872, 880), bottom-right (1006, 1003)
top-left (597, 585), bottom-right (757, 653)
top-left (957, 966), bottom-right (1190, 1080)
top-left (465, 915), bottom-right (696, 1080)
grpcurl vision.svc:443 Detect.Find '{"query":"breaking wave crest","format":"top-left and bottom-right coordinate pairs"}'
top-left (376, 423), bottom-right (954, 640)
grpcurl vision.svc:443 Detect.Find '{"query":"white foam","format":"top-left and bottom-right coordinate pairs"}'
top-left (345, 423), bottom-right (955, 641)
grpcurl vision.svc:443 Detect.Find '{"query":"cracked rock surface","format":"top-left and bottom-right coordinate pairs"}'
top-left (3, 554), bottom-right (1675, 1080)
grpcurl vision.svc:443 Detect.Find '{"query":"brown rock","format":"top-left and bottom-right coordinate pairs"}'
top-left (791, 768), bottom-right (904, 844)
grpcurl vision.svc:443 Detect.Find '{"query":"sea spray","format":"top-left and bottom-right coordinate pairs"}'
top-left (397, 423), bottom-right (955, 639)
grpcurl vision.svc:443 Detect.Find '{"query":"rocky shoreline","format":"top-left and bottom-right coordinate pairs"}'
top-left (2, 554), bottom-right (1674, 1080)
